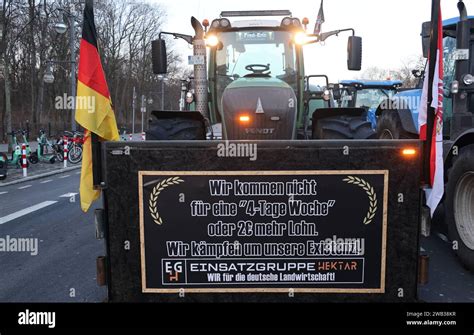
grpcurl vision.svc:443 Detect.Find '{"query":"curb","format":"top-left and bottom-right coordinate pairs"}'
top-left (0, 165), bottom-right (81, 187)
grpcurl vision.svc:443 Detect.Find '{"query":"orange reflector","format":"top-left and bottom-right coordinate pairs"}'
top-left (402, 148), bottom-right (417, 156)
top-left (239, 115), bottom-right (250, 123)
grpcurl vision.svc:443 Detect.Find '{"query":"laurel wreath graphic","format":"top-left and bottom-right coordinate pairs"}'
top-left (149, 177), bottom-right (184, 225)
top-left (343, 176), bottom-right (378, 225)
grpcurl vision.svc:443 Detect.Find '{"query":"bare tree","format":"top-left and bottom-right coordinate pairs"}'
top-left (0, 0), bottom-right (185, 145)
top-left (359, 56), bottom-right (426, 88)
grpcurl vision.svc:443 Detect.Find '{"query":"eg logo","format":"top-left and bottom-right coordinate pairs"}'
top-left (164, 261), bottom-right (183, 282)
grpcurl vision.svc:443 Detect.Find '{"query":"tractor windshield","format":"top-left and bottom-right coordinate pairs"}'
top-left (340, 88), bottom-right (395, 109)
top-left (214, 30), bottom-right (298, 106)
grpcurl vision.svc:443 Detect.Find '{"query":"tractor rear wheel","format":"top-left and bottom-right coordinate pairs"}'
top-left (147, 116), bottom-right (206, 140)
top-left (376, 110), bottom-right (415, 139)
top-left (313, 115), bottom-right (375, 139)
top-left (445, 145), bottom-right (474, 272)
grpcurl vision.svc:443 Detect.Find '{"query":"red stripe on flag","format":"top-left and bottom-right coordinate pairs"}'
top-left (430, 136), bottom-right (436, 185)
top-left (77, 39), bottom-right (111, 100)
top-left (419, 124), bottom-right (427, 141)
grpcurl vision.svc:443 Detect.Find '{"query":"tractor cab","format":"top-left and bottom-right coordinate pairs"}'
top-left (205, 12), bottom-right (305, 140)
top-left (151, 9), bottom-right (366, 140)
top-left (338, 80), bottom-right (402, 128)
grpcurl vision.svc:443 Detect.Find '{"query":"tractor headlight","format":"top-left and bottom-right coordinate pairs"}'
top-left (451, 80), bottom-right (459, 94)
top-left (185, 92), bottom-right (194, 104)
top-left (291, 18), bottom-right (301, 27)
top-left (206, 35), bottom-right (219, 47)
top-left (323, 90), bottom-right (331, 101)
top-left (210, 19), bottom-right (231, 30)
top-left (220, 19), bottom-right (231, 28)
top-left (281, 17), bottom-right (292, 26)
top-left (211, 19), bottom-right (221, 29)
top-left (239, 115), bottom-right (251, 123)
top-left (463, 74), bottom-right (474, 86)
top-left (294, 32), bottom-right (307, 45)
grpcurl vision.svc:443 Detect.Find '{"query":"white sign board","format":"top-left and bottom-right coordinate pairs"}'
top-left (188, 55), bottom-right (205, 66)
top-left (453, 49), bottom-right (469, 61)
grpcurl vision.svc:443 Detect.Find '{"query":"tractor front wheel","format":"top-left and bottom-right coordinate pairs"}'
top-left (147, 116), bottom-right (206, 140)
top-left (376, 110), bottom-right (415, 139)
top-left (312, 115), bottom-right (375, 139)
top-left (445, 145), bottom-right (474, 272)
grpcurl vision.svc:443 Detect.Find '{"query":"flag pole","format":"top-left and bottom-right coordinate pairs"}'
top-left (91, 132), bottom-right (102, 188)
top-left (423, 0), bottom-right (440, 184)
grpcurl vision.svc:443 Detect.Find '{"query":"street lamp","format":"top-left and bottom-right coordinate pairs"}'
top-left (43, 64), bottom-right (55, 84)
top-left (43, 61), bottom-right (73, 84)
top-left (51, 7), bottom-right (79, 132)
top-left (54, 22), bottom-right (68, 34)
top-left (140, 95), bottom-right (146, 135)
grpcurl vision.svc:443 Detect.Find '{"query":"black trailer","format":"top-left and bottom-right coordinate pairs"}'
top-left (96, 140), bottom-right (422, 302)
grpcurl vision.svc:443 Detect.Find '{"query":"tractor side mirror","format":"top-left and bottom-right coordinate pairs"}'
top-left (347, 36), bottom-right (362, 71)
top-left (421, 21), bottom-right (431, 58)
top-left (152, 39), bottom-right (168, 74)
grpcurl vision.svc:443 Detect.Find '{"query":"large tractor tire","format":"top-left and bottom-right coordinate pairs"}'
top-left (445, 145), bottom-right (474, 272)
top-left (376, 110), bottom-right (414, 139)
top-left (313, 115), bottom-right (375, 139)
top-left (147, 116), bottom-right (206, 140)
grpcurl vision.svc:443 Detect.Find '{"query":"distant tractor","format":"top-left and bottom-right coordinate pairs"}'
top-left (376, 7), bottom-right (474, 271)
top-left (337, 80), bottom-right (402, 129)
top-left (149, 10), bottom-right (374, 141)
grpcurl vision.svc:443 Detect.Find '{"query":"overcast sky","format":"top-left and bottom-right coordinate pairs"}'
top-left (148, 0), bottom-right (465, 81)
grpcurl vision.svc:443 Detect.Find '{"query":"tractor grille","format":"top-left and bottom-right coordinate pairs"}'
top-left (221, 86), bottom-right (297, 140)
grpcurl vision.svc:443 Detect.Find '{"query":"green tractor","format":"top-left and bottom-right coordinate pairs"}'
top-left (148, 10), bottom-right (374, 141)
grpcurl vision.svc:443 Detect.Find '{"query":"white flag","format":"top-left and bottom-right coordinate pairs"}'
top-left (417, 6), bottom-right (444, 216)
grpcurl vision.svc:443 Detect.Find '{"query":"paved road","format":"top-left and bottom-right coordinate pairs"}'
top-left (0, 171), bottom-right (472, 302)
top-left (0, 172), bottom-right (107, 302)
top-left (419, 231), bottom-right (474, 302)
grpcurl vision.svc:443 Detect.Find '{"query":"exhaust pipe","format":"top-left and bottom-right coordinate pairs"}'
top-left (191, 17), bottom-right (209, 119)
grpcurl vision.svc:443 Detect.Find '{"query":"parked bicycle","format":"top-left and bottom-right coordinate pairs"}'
top-left (60, 131), bottom-right (84, 164)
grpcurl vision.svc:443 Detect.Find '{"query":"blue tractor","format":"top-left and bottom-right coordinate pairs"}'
top-left (376, 15), bottom-right (474, 139)
top-left (337, 80), bottom-right (403, 129)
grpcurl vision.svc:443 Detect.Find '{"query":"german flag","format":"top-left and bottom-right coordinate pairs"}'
top-left (75, 0), bottom-right (119, 212)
